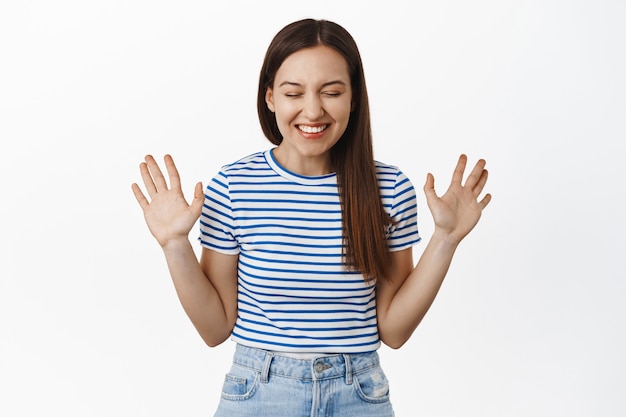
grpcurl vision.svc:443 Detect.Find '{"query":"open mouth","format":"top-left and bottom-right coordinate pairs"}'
top-left (297, 124), bottom-right (329, 134)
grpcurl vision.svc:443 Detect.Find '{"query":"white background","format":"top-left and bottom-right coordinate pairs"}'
top-left (1, 0), bottom-right (624, 416)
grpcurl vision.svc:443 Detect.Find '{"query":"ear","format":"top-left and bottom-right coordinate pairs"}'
top-left (265, 87), bottom-right (275, 112)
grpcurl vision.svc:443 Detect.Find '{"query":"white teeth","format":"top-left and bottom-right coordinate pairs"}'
top-left (298, 125), bottom-right (327, 134)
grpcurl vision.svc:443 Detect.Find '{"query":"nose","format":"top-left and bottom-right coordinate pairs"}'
top-left (302, 94), bottom-right (325, 120)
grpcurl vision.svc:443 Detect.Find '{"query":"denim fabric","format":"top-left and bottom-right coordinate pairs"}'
top-left (213, 344), bottom-right (395, 417)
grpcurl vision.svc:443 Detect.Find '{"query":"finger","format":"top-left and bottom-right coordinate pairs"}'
top-left (472, 169), bottom-right (489, 197)
top-left (139, 160), bottom-right (157, 197)
top-left (163, 154), bottom-right (183, 191)
top-left (464, 158), bottom-right (487, 189)
top-left (450, 154), bottom-right (468, 185)
top-left (423, 172), bottom-right (438, 201)
top-left (131, 182), bottom-right (150, 210)
top-left (189, 181), bottom-right (205, 217)
top-left (145, 154), bottom-right (169, 192)
top-left (478, 193), bottom-right (492, 210)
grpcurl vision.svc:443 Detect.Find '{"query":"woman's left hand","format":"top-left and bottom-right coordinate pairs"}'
top-left (424, 154), bottom-right (491, 244)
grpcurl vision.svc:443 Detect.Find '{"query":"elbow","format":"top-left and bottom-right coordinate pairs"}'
top-left (378, 325), bottom-right (410, 349)
top-left (202, 335), bottom-right (222, 348)
top-left (378, 319), bottom-right (415, 349)
top-left (198, 325), bottom-right (234, 348)
top-left (380, 335), bottom-right (408, 350)
top-left (197, 316), bottom-right (236, 348)
top-left (386, 341), bottom-right (407, 350)
top-left (378, 318), bottom-right (412, 350)
top-left (201, 333), bottom-right (230, 348)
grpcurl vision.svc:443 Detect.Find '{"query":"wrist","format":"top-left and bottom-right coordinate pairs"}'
top-left (430, 228), bottom-right (462, 251)
top-left (161, 236), bottom-right (193, 253)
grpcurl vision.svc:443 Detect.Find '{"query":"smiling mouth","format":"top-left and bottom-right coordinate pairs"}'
top-left (297, 124), bottom-right (329, 134)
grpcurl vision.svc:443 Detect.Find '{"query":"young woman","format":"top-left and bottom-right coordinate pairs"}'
top-left (132, 18), bottom-right (490, 417)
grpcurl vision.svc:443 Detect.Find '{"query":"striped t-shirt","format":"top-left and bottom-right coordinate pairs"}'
top-left (198, 149), bottom-right (420, 353)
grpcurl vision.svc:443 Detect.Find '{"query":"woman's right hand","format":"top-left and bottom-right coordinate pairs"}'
top-left (131, 154), bottom-right (204, 248)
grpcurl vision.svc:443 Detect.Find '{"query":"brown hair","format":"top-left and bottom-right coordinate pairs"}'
top-left (257, 19), bottom-right (392, 281)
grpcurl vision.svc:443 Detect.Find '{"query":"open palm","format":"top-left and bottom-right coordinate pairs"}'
top-left (131, 154), bottom-right (204, 247)
top-left (424, 154), bottom-right (491, 243)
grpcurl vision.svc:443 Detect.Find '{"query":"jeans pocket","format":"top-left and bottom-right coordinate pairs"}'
top-left (220, 364), bottom-right (260, 401)
top-left (353, 365), bottom-right (391, 404)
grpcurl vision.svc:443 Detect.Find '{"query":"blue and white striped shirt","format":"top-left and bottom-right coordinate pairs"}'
top-left (199, 149), bottom-right (420, 353)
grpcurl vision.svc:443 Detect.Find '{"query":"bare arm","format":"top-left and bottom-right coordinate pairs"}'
top-left (132, 154), bottom-right (238, 347)
top-left (162, 240), bottom-right (238, 347)
top-left (377, 154), bottom-right (491, 349)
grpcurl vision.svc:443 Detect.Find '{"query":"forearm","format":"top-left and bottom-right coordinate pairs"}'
top-left (378, 231), bottom-right (459, 348)
top-left (161, 238), bottom-right (234, 346)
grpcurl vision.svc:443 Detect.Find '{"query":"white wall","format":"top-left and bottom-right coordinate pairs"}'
top-left (1, 1), bottom-right (624, 416)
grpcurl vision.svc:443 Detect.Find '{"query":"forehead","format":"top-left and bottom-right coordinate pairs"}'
top-left (274, 45), bottom-right (350, 85)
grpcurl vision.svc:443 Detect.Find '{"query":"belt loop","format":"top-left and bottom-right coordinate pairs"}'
top-left (343, 354), bottom-right (353, 385)
top-left (261, 351), bottom-right (274, 383)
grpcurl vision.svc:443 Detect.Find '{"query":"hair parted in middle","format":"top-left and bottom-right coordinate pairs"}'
top-left (257, 18), bottom-right (393, 282)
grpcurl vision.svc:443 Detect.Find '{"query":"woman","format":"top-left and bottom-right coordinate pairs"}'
top-left (132, 18), bottom-right (490, 417)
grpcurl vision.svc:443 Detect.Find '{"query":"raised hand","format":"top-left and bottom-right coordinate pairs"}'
top-left (131, 154), bottom-right (204, 248)
top-left (423, 154), bottom-right (491, 244)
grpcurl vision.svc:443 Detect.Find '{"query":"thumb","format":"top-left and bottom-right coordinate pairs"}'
top-left (190, 181), bottom-right (204, 216)
top-left (423, 173), bottom-right (437, 201)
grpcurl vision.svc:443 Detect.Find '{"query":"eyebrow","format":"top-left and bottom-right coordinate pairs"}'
top-left (278, 80), bottom-right (347, 88)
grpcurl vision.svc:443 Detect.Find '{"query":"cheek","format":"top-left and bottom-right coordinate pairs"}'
top-left (274, 101), bottom-right (299, 123)
top-left (329, 101), bottom-right (352, 123)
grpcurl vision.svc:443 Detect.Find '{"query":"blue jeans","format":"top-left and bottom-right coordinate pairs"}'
top-left (213, 344), bottom-right (395, 417)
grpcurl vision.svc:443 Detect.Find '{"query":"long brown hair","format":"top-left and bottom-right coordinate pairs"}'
top-left (257, 19), bottom-right (392, 281)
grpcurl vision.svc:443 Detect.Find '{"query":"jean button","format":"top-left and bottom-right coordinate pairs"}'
top-left (315, 361), bottom-right (324, 373)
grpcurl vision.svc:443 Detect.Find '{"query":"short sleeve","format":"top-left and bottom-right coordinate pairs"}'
top-left (198, 170), bottom-right (240, 255)
top-left (386, 169), bottom-right (421, 251)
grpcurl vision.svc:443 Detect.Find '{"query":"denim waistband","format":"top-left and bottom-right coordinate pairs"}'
top-left (232, 344), bottom-right (381, 383)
